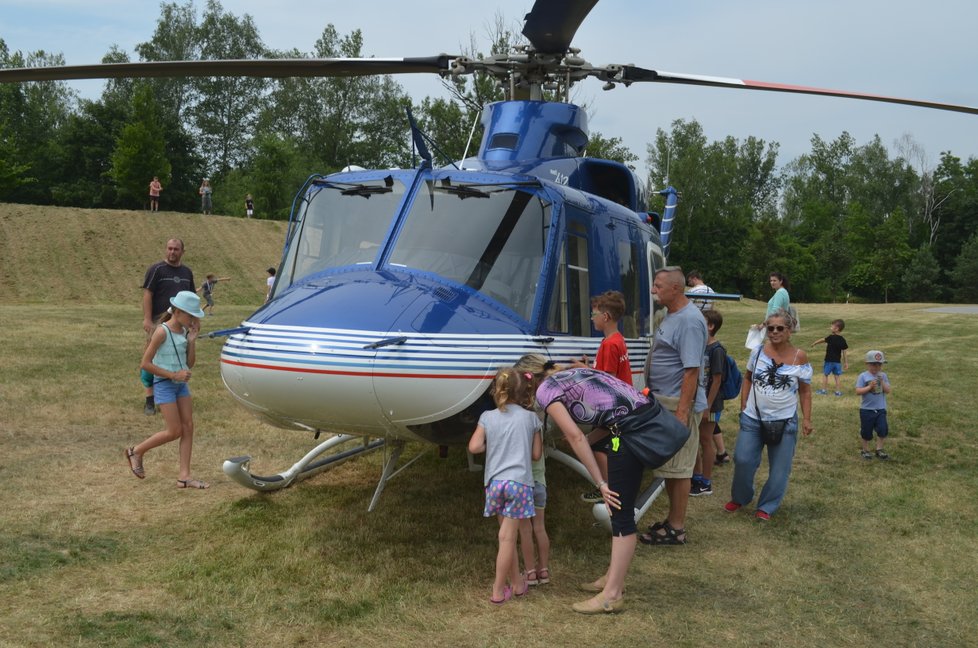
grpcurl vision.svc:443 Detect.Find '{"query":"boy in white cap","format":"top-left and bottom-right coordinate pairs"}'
top-left (855, 350), bottom-right (892, 460)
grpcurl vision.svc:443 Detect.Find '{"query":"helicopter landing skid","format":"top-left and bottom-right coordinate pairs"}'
top-left (367, 440), bottom-right (431, 512)
top-left (545, 446), bottom-right (665, 534)
top-left (222, 434), bottom-right (385, 492)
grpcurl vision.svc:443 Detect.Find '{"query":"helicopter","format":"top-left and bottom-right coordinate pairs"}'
top-left (4, 0), bottom-right (977, 526)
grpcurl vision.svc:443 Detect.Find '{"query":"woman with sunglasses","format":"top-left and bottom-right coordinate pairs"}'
top-left (725, 308), bottom-right (813, 520)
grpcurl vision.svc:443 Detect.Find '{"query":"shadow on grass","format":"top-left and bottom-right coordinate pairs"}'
top-left (0, 531), bottom-right (122, 581)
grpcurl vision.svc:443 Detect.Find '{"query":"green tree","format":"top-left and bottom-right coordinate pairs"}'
top-left (901, 246), bottom-right (942, 302)
top-left (646, 119), bottom-right (780, 297)
top-left (0, 41), bottom-right (75, 204)
top-left (259, 26), bottom-right (413, 173)
top-left (192, 0), bottom-right (269, 174)
top-left (585, 132), bottom-right (638, 167)
top-left (949, 233), bottom-right (978, 303)
top-left (845, 204), bottom-right (912, 302)
top-left (110, 85), bottom-right (171, 208)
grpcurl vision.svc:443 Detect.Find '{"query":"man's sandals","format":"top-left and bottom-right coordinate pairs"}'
top-left (638, 520), bottom-right (687, 545)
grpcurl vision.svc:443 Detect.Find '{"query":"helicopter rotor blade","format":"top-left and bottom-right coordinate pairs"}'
top-left (0, 56), bottom-right (455, 84)
top-left (522, 0), bottom-right (598, 53)
top-left (617, 65), bottom-right (978, 116)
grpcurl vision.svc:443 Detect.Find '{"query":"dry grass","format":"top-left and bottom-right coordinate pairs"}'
top-left (1, 205), bottom-right (977, 647)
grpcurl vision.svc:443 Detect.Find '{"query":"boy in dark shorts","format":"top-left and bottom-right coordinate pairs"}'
top-left (691, 309), bottom-right (726, 496)
top-left (855, 350), bottom-right (893, 460)
top-left (811, 319), bottom-right (848, 395)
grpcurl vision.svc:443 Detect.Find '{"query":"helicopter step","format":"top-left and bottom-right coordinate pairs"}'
top-left (546, 446), bottom-right (665, 533)
top-left (222, 434), bottom-right (385, 492)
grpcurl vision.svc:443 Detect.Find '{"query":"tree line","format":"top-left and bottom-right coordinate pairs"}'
top-left (2, 0), bottom-right (976, 303)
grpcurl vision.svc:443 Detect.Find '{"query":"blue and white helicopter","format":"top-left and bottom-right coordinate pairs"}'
top-left (5, 0), bottom-right (976, 522)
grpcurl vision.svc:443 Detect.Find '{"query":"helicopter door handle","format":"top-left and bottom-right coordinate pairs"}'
top-left (532, 337), bottom-right (555, 344)
top-left (363, 335), bottom-right (408, 349)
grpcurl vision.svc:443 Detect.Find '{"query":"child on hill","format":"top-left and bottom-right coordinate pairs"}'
top-left (573, 290), bottom-right (632, 503)
top-left (855, 350), bottom-right (893, 460)
top-left (468, 368), bottom-right (543, 605)
top-left (197, 274), bottom-right (231, 315)
top-left (811, 319), bottom-right (849, 395)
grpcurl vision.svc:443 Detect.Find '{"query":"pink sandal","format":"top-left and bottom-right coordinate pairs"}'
top-left (524, 569), bottom-right (539, 586)
top-left (489, 585), bottom-right (512, 605)
top-left (537, 567), bottom-right (551, 585)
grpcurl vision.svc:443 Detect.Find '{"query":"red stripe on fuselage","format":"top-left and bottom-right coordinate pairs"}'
top-left (221, 357), bottom-right (487, 379)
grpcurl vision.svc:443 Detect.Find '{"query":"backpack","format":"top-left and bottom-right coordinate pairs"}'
top-left (718, 345), bottom-right (742, 401)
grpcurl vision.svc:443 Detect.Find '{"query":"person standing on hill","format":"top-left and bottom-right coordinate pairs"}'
top-left (141, 239), bottom-right (195, 415)
top-left (199, 178), bottom-right (213, 215)
top-left (245, 193), bottom-right (254, 218)
top-left (148, 176), bottom-right (162, 212)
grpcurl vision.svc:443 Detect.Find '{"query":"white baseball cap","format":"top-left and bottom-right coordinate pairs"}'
top-left (865, 350), bottom-right (886, 364)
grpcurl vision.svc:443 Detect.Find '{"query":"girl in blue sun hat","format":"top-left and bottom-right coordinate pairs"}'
top-left (126, 291), bottom-right (210, 488)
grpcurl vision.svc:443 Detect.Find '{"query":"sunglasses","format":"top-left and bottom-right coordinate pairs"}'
top-left (766, 325), bottom-right (787, 333)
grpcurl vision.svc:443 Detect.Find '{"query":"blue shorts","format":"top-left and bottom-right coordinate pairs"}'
top-left (483, 480), bottom-right (535, 519)
top-left (859, 409), bottom-right (889, 440)
top-left (153, 379), bottom-right (191, 405)
top-left (532, 481), bottom-right (547, 509)
top-left (823, 362), bottom-right (843, 376)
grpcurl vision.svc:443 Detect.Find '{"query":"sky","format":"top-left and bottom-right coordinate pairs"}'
top-left (3, 0), bottom-right (978, 180)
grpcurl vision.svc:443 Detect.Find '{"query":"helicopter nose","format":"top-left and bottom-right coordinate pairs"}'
top-left (220, 270), bottom-right (527, 439)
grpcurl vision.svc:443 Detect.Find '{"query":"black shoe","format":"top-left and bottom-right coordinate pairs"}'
top-left (144, 398), bottom-right (155, 416)
top-left (875, 449), bottom-right (890, 461)
top-left (714, 452), bottom-right (730, 465)
top-left (690, 481), bottom-right (713, 496)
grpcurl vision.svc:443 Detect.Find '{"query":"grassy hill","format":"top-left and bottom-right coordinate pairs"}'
top-left (0, 203), bottom-right (287, 305)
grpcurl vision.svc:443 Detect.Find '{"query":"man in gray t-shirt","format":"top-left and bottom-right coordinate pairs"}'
top-left (640, 267), bottom-right (707, 546)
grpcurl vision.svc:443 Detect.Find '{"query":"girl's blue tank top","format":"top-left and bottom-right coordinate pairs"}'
top-left (153, 324), bottom-right (188, 375)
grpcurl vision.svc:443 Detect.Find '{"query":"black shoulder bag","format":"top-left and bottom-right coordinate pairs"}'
top-left (607, 399), bottom-right (691, 469)
top-left (750, 356), bottom-right (789, 446)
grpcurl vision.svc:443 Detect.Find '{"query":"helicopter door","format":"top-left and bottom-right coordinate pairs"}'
top-left (545, 219), bottom-right (590, 336)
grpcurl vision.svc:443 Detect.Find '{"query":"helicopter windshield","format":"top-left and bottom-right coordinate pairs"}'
top-left (279, 177), bottom-right (406, 287)
top-left (388, 183), bottom-right (549, 321)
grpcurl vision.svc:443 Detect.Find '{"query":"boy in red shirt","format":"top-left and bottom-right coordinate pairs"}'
top-left (574, 290), bottom-right (632, 502)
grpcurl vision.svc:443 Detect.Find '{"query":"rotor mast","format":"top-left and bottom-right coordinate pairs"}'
top-left (447, 46), bottom-right (632, 103)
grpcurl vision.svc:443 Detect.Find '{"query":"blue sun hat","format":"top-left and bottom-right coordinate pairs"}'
top-left (170, 290), bottom-right (206, 318)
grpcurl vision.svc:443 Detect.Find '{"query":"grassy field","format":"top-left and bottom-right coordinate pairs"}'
top-left (1, 205), bottom-right (977, 647)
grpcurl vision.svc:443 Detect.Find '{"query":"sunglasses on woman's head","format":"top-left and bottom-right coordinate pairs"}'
top-left (766, 325), bottom-right (787, 332)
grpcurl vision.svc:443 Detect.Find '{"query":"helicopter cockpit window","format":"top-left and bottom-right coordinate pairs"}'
top-left (488, 133), bottom-right (518, 150)
top-left (388, 183), bottom-right (548, 322)
top-left (279, 178), bottom-right (406, 287)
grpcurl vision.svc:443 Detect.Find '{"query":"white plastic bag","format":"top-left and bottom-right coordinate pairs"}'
top-left (745, 326), bottom-right (765, 350)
